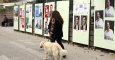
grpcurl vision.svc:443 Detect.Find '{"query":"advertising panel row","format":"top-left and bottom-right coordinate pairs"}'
top-left (94, 0), bottom-right (115, 50)
top-left (13, 1), bottom-right (69, 40)
top-left (19, 4), bottom-right (26, 31)
top-left (13, 6), bottom-right (19, 30)
top-left (44, 2), bottom-right (55, 36)
top-left (26, 4), bottom-right (33, 33)
top-left (57, 1), bottom-right (69, 40)
top-left (34, 4), bottom-right (43, 35)
top-left (13, 0), bottom-right (115, 51)
top-left (73, 0), bottom-right (90, 45)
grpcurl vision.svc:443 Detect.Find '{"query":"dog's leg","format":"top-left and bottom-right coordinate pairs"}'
top-left (59, 55), bottom-right (62, 60)
top-left (58, 54), bottom-right (61, 60)
top-left (53, 55), bottom-right (58, 60)
top-left (53, 49), bottom-right (61, 60)
top-left (54, 57), bottom-right (57, 60)
top-left (52, 56), bottom-right (54, 60)
top-left (44, 55), bottom-right (47, 60)
top-left (44, 52), bottom-right (48, 60)
top-left (59, 57), bottom-right (61, 60)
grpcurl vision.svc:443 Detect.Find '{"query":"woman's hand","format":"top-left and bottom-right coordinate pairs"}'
top-left (49, 32), bottom-right (53, 36)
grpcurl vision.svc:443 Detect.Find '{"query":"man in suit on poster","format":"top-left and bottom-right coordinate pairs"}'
top-left (95, 11), bottom-right (104, 29)
top-left (81, 16), bottom-right (87, 31)
top-left (104, 21), bottom-right (114, 40)
top-left (105, 0), bottom-right (114, 17)
top-left (74, 16), bottom-right (79, 30)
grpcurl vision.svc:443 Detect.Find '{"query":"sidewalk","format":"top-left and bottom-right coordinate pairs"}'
top-left (0, 26), bottom-right (115, 60)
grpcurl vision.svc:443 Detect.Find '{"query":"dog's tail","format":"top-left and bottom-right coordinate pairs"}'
top-left (56, 43), bottom-right (68, 57)
top-left (61, 50), bottom-right (68, 56)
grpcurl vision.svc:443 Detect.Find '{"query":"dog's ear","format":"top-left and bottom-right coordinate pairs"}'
top-left (40, 41), bottom-right (43, 48)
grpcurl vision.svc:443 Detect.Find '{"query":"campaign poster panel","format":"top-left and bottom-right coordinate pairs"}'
top-left (26, 4), bottom-right (32, 33)
top-left (34, 3), bottom-right (43, 35)
top-left (13, 6), bottom-right (19, 30)
top-left (44, 2), bottom-right (55, 36)
top-left (73, 0), bottom-right (90, 45)
top-left (56, 1), bottom-right (69, 40)
top-left (94, 0), bottom-right (115, 50)
top-left (19, 4), bottom-right (25, 31)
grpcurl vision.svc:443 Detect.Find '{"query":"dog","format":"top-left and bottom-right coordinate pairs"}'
top-left (40, 41), bottom-right (68, 60)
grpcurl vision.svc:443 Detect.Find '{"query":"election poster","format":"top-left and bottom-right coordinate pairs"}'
top-left (34, 3), bottom-right (43, 35)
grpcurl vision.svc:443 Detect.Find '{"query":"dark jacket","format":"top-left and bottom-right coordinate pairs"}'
top-left (4, 16), bottom-right (8, 23)
top-left (48, 19), bottom-right (63, 38)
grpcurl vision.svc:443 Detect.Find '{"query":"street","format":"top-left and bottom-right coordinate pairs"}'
top-left (0, 26), bottom-right (115, 60)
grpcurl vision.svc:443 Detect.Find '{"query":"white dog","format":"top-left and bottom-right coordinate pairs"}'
top-left (40, 41), bottom-right (68, 60)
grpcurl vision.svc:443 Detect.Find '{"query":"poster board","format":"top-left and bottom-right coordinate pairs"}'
top-left (73, 0), bottom-right (90, 45)
top-left (94, 0), bottom-right (115, 50)
top-left (19, 4), bottom-right (25, 31)
top-left (13, 6), bottom-right (19, 30)
top-left (57, 1), bottom-right (69, 40)
top-left (25, 4), bottom-right (32, 33)
top-left (44, 2), bottom-right (55, 36)
top-left (34, 3), bottom-right (43, 35)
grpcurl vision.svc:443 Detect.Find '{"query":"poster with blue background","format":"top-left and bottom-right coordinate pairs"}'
top-left (35, 6), bottom-right (39, 17)
top-left (34, 4), bottom-right (43, 35)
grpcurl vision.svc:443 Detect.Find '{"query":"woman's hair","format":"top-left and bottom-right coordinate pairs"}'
top-left (50, 10), bottom-right (64, 25)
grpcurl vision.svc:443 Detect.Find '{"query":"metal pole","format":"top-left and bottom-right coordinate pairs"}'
top-left (42, 0), bottom-right (45, 37)
top-left (68, 0), bottom-right (73, 44)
